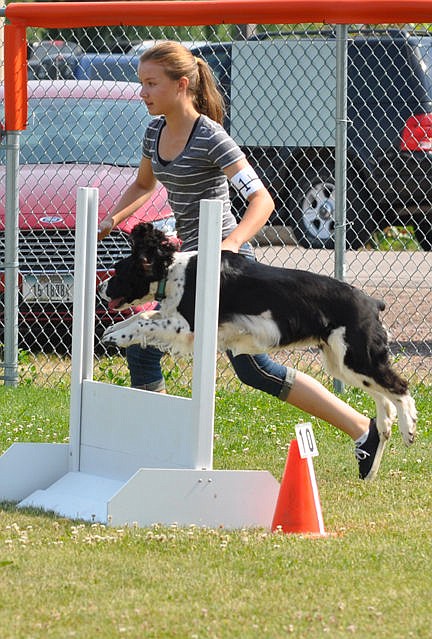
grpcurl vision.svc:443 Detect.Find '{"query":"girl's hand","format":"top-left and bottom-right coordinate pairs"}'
top-left (221, 237), bottom-right (240, 253)
top-left (97, 218), bottom-right (114, 241)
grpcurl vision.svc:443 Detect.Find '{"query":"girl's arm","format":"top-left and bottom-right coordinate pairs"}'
top-left (221, 159), bottom-right (274, 252)
top-left (98, 157), bottom-right (157, 240)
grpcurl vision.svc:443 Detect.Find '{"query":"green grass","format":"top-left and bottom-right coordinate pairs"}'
top-left (367, 225), bottom-right (421, 251)
top-left (1, 383), bottom-right (431, 638)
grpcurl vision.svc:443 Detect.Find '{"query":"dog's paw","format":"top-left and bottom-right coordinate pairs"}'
top-left (101, 327), bottom-right (120, 346)
top-left (398, 395), bottom-right (417, 446)
top-left (387, 402), bottom-right (398, 424)
top-left (102, 324), bottom-right (116, 339)
top-left (101, 326), bottom-right (137, 348)
top-left (376, 400), bottom-right (395, 440)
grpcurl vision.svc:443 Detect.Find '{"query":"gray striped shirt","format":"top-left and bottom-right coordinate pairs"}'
top-left (142, 115), bottom-right (253, 255)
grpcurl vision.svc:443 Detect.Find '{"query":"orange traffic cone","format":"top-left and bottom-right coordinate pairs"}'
top-left (271, 439), bottom-right (325, 535)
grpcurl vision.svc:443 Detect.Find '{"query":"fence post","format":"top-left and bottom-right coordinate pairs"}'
top-left (2, 131), bottom-right (21, 387)
top-left (333, 23), bottom-right (348, 394)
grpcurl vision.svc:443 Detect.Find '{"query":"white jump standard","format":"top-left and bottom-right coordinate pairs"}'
top-left (0, 189), bottom-right (279, 528)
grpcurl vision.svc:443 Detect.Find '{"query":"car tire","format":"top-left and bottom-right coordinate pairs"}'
top-left (290, 162), bottom-right (374, 250)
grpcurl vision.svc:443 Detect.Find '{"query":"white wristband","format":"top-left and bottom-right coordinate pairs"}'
top-left (230, 166), bottom-right (264, 199)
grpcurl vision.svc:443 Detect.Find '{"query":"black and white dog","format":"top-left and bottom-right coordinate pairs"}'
top-left (100, 222), bottom-right (416, 447)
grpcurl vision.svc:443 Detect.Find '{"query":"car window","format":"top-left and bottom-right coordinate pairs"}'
top-left (348, 38), bottom-right (432, 103)
top-left (413, 40), bottom-right (432, 94)
top-left (202, 51), bottom-right (230, 84)
top-left (78, 57), bottom-right (140, 82)
top-left (21, 97), bottom-right (151, 166)
top-left (192, 46), bottom-right (231, 87)
top-left (87, 61), bottom-right (139, 82)
top-left (29, 41), bottom-right (83, 63)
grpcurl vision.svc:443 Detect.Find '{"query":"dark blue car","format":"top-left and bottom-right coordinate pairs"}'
top-left (28, 50), bottom-right (141, 83)
top-left (74, 53), bottom-right (141, 82)
top-left (192, 29), bottom-right (432, 249)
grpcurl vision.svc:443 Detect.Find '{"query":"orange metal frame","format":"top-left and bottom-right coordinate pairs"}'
top-left (4, 1), bottom-right (432, 130)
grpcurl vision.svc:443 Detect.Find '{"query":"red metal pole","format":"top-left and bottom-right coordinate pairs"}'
top-left (4, 24), bottom-right (27, 131)
top-left (5, 1), bottom-right (432, 29)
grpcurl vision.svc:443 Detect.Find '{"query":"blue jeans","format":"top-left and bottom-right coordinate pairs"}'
top-left (126, 344), bottom-right (295, 400)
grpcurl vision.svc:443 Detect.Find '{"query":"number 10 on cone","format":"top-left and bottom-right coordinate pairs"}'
top-left (295, 423), bottom-right (325, 535)
top-left (295, 423), bottom-right (318, 458)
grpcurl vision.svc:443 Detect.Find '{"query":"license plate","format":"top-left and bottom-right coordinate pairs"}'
top-left (22, 274), bottom-right (74, 303)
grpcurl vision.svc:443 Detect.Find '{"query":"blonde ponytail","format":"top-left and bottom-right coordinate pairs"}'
top-left (194, 56), bottom-right (225, 125)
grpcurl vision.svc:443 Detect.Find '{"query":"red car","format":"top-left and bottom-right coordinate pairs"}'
top-left (0, 80), bottom-right (174, 349)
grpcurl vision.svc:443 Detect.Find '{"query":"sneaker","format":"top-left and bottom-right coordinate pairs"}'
top-left (354, 419), bottom-right (387, 481)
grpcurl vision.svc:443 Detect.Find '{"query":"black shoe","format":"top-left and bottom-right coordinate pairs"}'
top-left (355, 419), bottom-right (387, 481)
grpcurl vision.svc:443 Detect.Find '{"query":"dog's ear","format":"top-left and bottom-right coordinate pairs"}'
top-left (157, 239), bottom-right (177, 261)
top-left (129, 222), bottom-right (177, 279)
top-left (130, 223), bottom-right (155, 250)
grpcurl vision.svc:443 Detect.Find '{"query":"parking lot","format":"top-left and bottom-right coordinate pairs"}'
top-left (256, 243), bottom-right (432, 286)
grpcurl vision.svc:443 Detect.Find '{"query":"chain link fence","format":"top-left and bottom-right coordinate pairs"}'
top-left (1, 21), bottom-right (431, 389)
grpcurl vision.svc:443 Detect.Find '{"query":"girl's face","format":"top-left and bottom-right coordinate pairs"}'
top-left (138, 60), bottom-right (185, 116)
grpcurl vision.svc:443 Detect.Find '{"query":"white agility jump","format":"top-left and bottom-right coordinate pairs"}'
top-left (0, 188), bottom-right (279, 528)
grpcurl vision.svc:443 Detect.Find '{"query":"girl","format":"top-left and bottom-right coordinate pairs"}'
top-left (98, 41), bottom-right (386, 481)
